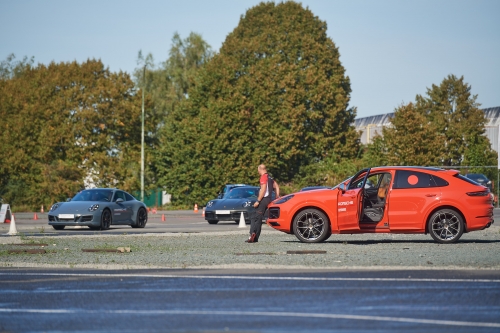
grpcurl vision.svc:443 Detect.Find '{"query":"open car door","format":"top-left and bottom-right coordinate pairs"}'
top-left (337, 168), bottom-right (370, 231)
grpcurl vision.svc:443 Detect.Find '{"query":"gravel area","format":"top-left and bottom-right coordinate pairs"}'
top-left (1, 225), bottom-right (499, 270)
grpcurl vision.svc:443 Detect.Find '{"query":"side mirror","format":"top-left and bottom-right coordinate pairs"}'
top-left (116, 198), bottom-right (124, 203)
top-left (217, 193), bottom-right (223, 199)
top-left (338, 183), bottom-right (346, 193)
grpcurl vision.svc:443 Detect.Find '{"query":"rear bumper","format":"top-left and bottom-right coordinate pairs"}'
top-left (465, 206), bottom-right (494, 231)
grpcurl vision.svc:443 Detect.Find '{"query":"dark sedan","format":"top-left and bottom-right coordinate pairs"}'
top-left (465, 173), bottom-right (493, 191)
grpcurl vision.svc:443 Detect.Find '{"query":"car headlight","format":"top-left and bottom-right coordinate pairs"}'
top-left (242, 201), bottom-right (252, 208)
top-left (88, 204), bottom-right (99, 212)
top-left (50, 203), bottom-right (59, 211)
top-left (206, 201), bottom-right (214, 208)
top-left (274, 195), bottom-right (294, 204)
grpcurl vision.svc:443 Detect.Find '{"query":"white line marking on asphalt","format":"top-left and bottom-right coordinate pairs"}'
top-left (0, 308), bottom-right (498, 328)
top-left (0, 272), bottom-right (499, 283)
top-left (4, 285), bottom-right (496, 294)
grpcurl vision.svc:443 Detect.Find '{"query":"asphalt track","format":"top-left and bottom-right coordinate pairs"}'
top-left (0, 268), bottom-right (499, 332)
top-left (1, 210), bottom-right (245, 235)
top-left (1, 210), bottom-right (500, 332)
top-left (3, 208), bottom-right (500, 235)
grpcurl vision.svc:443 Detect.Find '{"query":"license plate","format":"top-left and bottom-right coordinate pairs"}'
top-left (216, 210), bottom-right (231, 215)
top-left (59, 214), bottom-right (75, 219)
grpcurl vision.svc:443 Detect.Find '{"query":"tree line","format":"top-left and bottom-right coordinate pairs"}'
top-left (0, 1), bottom-right (496, 210)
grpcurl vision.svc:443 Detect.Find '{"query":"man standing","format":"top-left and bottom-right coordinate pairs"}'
top-left (246, 164), bottom-right (280, 243)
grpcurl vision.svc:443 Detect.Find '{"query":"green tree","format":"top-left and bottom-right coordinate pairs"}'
top-left (0, 59), bottom-right (144, 208)
top-left (463, 134), bottom-right (498, 180)
top-left (368, 103), bottom-right (444, 166)
top-left (134, 32), bottom-right (213, 122)
top-left (156, 1), bottom-right (359, 205)
top-left (0, 53), bottom-right (34, 80)
top-left (364, 75), bottom-right (496, 171)
top-left (133, 33), bottom-right (213, 193)
top-left (417, 74), bottom-right (492, 166)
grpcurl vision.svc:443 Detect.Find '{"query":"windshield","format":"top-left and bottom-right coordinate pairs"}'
top-left (72, 189), bottom-right (113, 202)
top-left (225, 187), bottom-right (259, 199)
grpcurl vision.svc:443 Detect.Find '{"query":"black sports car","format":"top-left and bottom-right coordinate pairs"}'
top-left (204, 186), bottom-right (260, 224)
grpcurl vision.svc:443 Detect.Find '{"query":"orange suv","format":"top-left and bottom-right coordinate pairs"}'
top-left (267, 167), bottom-right (494, 244)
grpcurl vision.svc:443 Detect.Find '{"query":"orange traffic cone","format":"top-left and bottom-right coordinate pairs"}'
top-left (161, 214), bottom-right (165, 222)
top-left (41, 205), bottom-right (44, 213)
top-left (202, 207), bottom-right (205, 217)
top-left (34, 213), bottom-right (38, 220)
top-left (194, 204), bottom-right (198, 213)
top-left (152, 207), bottom-right (157, 214)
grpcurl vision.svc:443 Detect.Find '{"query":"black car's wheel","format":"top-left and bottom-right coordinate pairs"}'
top-left (293, 209), bottom-right (331, 243)
top-left (52, 225), bottom-right (65, 230)
top-left (207, 220), bottom-right (219, 224)
top-left (100, 209), bottom-right (111, 230)
top-left (428, 209), bottom-right (464, 244)
top-left (132, 208), bottom-right (147, 228)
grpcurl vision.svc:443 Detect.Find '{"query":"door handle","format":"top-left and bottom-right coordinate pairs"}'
top-left (425, 194), bottom-right (437, 197)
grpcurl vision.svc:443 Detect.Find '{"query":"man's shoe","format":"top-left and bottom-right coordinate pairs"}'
top-left (245, 233), bottom-right (257, 243)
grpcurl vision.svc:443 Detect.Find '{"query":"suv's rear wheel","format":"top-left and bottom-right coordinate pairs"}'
top-left (428, 209), bottom-right (464, 244)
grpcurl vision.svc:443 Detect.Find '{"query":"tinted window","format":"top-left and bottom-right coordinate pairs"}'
top-left (124, 192), bottom-right (135, 201)
top-left (394, 170), bottom-right (447, 189)
top-left (72, 189), bottom-right (113, 202)
top-left (350, 173), bottom-right (388, 189)
top-left (432, 175), bottom-right (449, 187)
top-left (113, 191), bottom-right (126, 202)
top-left (226, 188), bottom-right (259, 199)
top-left (456, 174), bottom-right (482, 186)
top-left (466, 174), bottom-right (488, 182)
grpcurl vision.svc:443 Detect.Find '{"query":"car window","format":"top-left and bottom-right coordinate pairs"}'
top-left (113, 191), bottom-right (126, 202)
top-left (393, 170), bottom-right (448, 189)
top-left (432, 175), bottom-right (449, 187)
top-left (457, 174), bottom-right (482, 186)
top-left (72, 189), bottom-right (113, 202)
top-left (467, 174), bottom-right (488, 182)
top-left (124, 192), bottom-right (135, 201)
top-left (351, 173), bottom-right (386, 189)
top-left (226, 188), bottom-right (258, 199)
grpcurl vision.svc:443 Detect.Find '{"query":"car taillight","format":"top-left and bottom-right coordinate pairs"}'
top-left (466, 191), bottom-right (489, 197)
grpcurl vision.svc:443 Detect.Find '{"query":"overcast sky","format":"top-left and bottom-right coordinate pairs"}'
top-left (1, 0), bottom-right (498, 118)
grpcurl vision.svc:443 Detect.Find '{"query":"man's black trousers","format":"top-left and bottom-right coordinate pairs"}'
top-left (249, 196), bottom-right (272, 240)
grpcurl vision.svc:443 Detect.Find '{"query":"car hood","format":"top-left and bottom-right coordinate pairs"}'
top-left (49, 201), bottom-right (102, 214)
top-left (209, 198), bottom-right (253, 210)
top-left (293, 188), bottom-right (334, 196)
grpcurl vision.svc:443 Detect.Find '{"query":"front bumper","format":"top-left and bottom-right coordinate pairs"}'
top-left (48, 213), bottom-right (98, 227)
top-left (205, 210), bottom-right (251, 222)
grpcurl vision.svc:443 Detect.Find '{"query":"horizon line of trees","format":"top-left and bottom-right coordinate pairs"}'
top-left (0, 1), bottom-right (497, 210)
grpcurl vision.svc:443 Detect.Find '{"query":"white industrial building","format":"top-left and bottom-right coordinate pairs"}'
top-left (354, 106), bottom-right (500, 167)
